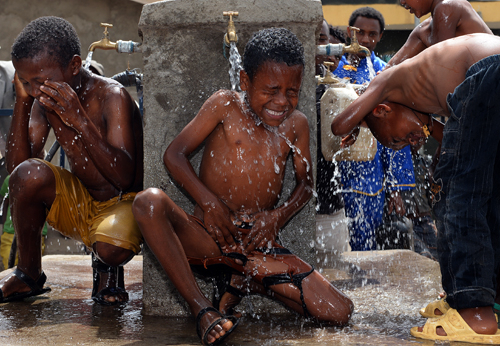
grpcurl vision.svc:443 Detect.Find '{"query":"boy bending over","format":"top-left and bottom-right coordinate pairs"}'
top-left (388, 0), bottom-right (492, 67)
top-left (133, 28), bottom-right (353, 346)
top-left (0, 17), bottom-right (143, 305)
top-left (332, 33), bottom-right (500, 344)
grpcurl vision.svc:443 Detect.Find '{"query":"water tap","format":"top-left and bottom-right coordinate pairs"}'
top-left (316, 26), bottom-right (370, 58)
top-left (343, 27), bottom-right (370, 57)
top-left (316, 62), bottom-right (342, 86)
top-left (88, 23), bottom-right (142, 53)
top-left (223, 11), bottom-right (239, 46)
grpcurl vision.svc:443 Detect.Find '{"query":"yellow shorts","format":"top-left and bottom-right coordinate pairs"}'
top-left (39, 159), bottom-right (142, 254)
top-left (0, 232), bottom-right (46, 270)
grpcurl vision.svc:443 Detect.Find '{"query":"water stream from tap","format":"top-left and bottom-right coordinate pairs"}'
top-left (83, 51), bottom-right (93, 70)
top-left (228, 42), bottom-right (242, 92)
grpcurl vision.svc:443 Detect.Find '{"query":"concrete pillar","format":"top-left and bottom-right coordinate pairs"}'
top-left (138, 0), bottom-right (323, 316)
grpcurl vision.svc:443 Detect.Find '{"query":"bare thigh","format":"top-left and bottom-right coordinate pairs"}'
top-left (133, 188), bottom-right (221, 259)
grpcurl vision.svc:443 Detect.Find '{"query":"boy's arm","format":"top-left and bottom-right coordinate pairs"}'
top-left (429, 2), bottom-right (460, 45)
top-left (39, 80), bottom-right (138, 191)
top-left (386, 20), bottom-right (429, 67)
top-left (164, 91), bottom-right (238, 249)
top-left (242, 113), bottom-right (313, 253)
top-left (6, 73), bottom-right (50, 173)
top-left (331, 72), bottom-right (391, 137)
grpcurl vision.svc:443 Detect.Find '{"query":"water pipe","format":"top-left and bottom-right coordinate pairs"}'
top-left (88, 23), bottom-right (142, 53)
top-left (316, 26), bottom-right (370, 58)
top-left (223, 11), bottom-right (239, 46)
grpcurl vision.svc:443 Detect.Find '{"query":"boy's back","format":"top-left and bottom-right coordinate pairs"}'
top-left (375, 34), bottom-right (500, 117)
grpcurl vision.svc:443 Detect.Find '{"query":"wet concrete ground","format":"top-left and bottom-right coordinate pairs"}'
top-left (0, 250), bottom-right (491, 346)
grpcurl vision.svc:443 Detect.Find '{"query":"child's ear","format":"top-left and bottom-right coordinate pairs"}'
top-left (70, 55), bottom-right (82, 76)
top-left (240, 70), bottom-right (249, 91)
top-left (372, 103), bottom-right (391, 118)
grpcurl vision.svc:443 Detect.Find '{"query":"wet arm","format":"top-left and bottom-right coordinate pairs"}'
top-left (6, 75), bottom-right (49, 173)
top-left (429, 3), bottom-right (459, 45)
top-left (164, 91), bottom-right (238, 248)
top-left (386, 24), bottom-right (428, 67)
top-left (273, 115), bottom-right (313, 228)
top-left (40, 81), bottom-right (138, 191)
top-left (331, 74), bottom-right (389, 137)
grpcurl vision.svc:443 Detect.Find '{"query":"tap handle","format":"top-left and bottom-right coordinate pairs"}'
top-left (100, 23), bottom-right (113, 37)
top-left (349, 26), bottom-right (360, 44)
top-left (223, 11), bottom-right (239, 21)
top-left (324, 61), bottom-right (336, 73)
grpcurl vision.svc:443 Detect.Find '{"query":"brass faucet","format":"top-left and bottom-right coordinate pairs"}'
top-left (344, 27), bottom-right (370, 57)
top-left (88, 23), bottom-right (117, 52)
top-left (223, 11), bottom-right (239, 46)
top-left (316, 62), bottom-right (342, 85)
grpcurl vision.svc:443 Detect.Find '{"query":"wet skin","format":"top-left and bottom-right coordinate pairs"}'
top-left (390, 0), bottom-right (492, 66)
top-left (332, 34), bottom-right (500, 337)
top-left (133, 60), bottom-right (354, 343)
top-left (0, 51), bottom-right (143, 304)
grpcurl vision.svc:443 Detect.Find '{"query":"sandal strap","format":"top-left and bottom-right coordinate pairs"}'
top-left (13, 268), bottom-right (45, 291)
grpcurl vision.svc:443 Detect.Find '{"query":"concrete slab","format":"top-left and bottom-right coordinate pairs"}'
top-left (0, 251), bottom-right (466, 346)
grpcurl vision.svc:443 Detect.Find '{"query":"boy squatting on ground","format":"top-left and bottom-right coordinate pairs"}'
top-left (0, 17), bottom-right (143, 305)
top-left (132, 28), bottom-right (354, 346)
top-left (331, 33), bottom-right (500, 344)
top-left (388, 0), bottom-right (492, 67)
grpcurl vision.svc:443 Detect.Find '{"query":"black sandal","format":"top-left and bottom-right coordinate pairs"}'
top-left (91, 253), bottom-right (128, 306)
top-left (0, 268), bottom-right (51, 303)
top-left (196, 306), bottom-right (238, 346)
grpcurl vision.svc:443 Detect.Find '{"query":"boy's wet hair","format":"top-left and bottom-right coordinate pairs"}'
top-left (243, 27), bottom-right (305, 81)
top-left (349, 7), bottom-right (385, 33)
top-left (329, 26), bottom-right (347, 44)
top-left (11, 16), bottom-right (81, 68)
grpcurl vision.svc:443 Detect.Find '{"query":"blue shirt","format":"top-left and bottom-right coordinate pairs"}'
top-left (335, 52), bottom-right (415, 194)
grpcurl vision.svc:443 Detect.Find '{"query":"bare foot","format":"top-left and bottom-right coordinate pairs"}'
top-left (197, 307), bottom-right (235, 344)
top-left (218, 275), bottom-right (247, 317)
top-left (93, 270), bottom-right (128, 305)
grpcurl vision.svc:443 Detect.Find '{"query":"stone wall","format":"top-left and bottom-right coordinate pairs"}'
top-left (139, 0), bottom-right (323, 316)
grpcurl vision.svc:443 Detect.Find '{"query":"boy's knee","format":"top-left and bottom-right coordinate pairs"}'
top-left (93, 241), bottom-right (135, 267)
top-left (132, 188), bottom-right (166, 218)
top-left (10, 159), bottom-right (53, 196)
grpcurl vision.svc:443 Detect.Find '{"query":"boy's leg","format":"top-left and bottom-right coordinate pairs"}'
top-left (132, 188), bottom-right (235, 344)
top-left (0, 159), bottom-right (55, 297)
top-left (243, 252), bottom-right (353, 325)
top-left (431, 59), bottom-right (500, 335)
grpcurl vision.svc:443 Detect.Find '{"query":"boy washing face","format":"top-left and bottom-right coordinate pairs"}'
top-left (332, 33), bottom-right (500, 344)
top-left (0, 16), bottom-right (143, 306)
top-left (133, 27), bottom-right (353, 346)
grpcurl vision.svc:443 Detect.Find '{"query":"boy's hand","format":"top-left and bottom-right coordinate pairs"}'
top-left (242, 210), bottom-right (280, 254)
top-left (341, 127), bottom-right (360, 148)
top-left (39, 81), bottom-right (84, 132)
top-left (13, 72), bottom-right (33, 103)
top-left (202, 198), bottom-right (239, 251)
top-left (388, 190), bottom-right (405, 216)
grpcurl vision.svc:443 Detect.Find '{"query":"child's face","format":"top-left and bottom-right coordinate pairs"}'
top-left (240, 61), bottom-right (303, 127)
top-left (400, 0), bottom-right (432, 18)
top-left (315, 20), bottom-right (331, 71)
top-left (365, 103), bottom-right (427, 150)
top-left (350, 16), bottom-right (383, 54)
top-left (13, 51), bottom-right (75, 102)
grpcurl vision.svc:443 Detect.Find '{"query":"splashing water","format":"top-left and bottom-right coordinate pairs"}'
top-left (365, 56), bottom-right (376, 81)
top-left (83, 51), bottom-right (93, 70)
top-left (228, 42), bottom-right (242, 92)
